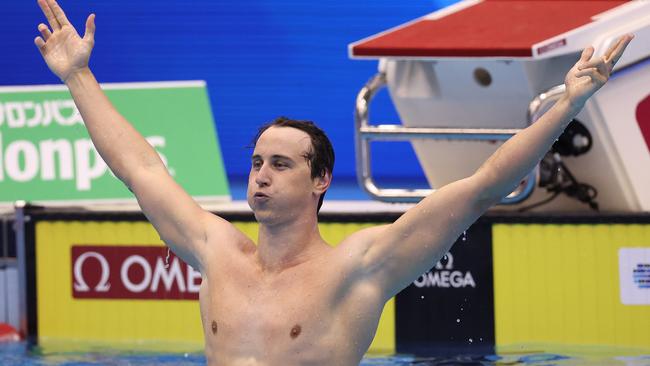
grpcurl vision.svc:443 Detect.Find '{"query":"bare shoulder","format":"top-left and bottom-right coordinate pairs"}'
top-left (336, 224), bottom-right (390, 258)
top-left (202, 213), bottom-right (256, 255)
top-left (332, 224), bottom-right (391, 295)
top-left (322, 224), bottom-right (394, 338)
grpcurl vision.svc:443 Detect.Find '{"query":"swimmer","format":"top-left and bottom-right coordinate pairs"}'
top-left (33, 0), bottom-right (632, 364)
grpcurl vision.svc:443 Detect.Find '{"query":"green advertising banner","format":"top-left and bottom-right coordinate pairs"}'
top-left (0, 81), bottom-right (229, 206)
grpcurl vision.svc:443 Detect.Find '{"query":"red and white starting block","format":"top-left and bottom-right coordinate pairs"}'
top-left (349, 0), bottom-right (650, 212)
top-left (0, 322), bottom-right (20, 342)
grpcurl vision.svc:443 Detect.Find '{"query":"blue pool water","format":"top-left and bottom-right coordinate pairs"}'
top-left (2, 342), bottom-right (650, 366)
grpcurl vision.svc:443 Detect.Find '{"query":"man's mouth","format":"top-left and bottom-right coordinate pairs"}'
top-left (254, 192), bottom-right (269, 198)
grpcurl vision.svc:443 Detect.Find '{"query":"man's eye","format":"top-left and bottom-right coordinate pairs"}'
top-left (274, 162), bottom-right (287, 168)
top-left (252, 161), bottom-right (262, 169)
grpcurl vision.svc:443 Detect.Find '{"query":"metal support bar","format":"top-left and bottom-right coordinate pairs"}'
top-left (527, 84), bottom-right (566, 123)
top-left (13, 200), bottom-right (27, 338)
top-left (354, 71), bottom-right (542, 203)
top-left (360, 126), bottom-right (522, 141)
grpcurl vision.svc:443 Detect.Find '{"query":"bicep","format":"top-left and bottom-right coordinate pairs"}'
top-left (361, 176), bottom-right (491, 299)
top-left (126, 165), bottom-right (215, 271)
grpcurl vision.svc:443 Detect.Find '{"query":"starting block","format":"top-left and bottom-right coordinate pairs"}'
top-left (349, 0), bottom-right (650, 212)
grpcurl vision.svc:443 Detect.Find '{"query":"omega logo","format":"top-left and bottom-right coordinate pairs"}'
top-left (71, 246), bottom-right (201, 299)
top-left (435, 253), bottom-right (454, 270)
top-left (73, 251), bottom-right (111, 292)
top-left (414, 252), bottom-right (476, 288)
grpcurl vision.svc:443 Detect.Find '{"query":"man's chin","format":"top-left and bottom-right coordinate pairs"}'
top-left (252, 210), bottom-right (281, 226)
top-left (250, 203), bottom-right (274, 221)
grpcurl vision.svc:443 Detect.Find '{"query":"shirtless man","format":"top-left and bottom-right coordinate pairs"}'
top-left (34, 0), bottom-right (633, 364)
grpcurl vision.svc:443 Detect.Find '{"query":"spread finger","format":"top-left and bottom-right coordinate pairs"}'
top-left (38, 23), bottom-right (52, 41)
top-left (37, 0), bottom-right (60, 30)
top-left (47, 0), bottom-right (71, 27)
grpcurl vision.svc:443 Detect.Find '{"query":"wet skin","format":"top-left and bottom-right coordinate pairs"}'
top-left (196, 126), bottom-right (389, 365)
top-left (197, 223), bottom-right (388, 366)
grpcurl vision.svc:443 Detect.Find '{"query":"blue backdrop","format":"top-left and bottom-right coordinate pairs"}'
top-left (3, 0), bottom-right (457, 199)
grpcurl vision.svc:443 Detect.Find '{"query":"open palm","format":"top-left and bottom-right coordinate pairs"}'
top-left (564, 34), bottom-right (633, 108)
top-left (34, 0), bottom-right (96, 82)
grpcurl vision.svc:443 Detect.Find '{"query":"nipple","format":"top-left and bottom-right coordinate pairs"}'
top-left (211, 321), bottom-right (218, 335)
top-left (290, 324), bottom-right (301, 339)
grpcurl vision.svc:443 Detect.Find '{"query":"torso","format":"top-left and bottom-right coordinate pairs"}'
top-left (198, 229), bottom-right (386, 366)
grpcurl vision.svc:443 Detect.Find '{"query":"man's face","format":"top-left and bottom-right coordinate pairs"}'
top-left (247, 126), bottom-right (321, 223)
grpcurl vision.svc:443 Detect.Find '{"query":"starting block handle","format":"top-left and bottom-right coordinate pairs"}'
top-left (353, 72), bottom-right (567, 204)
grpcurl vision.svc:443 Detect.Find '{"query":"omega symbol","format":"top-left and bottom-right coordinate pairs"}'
top-left (73, 251), bottom-right (111, 292)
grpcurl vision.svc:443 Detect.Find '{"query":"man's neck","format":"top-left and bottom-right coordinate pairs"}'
top-left (256, 213), bottom-right (328, 274)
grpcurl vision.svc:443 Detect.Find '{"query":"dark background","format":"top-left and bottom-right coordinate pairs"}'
top-left (395, 222), bottom-right (495, 355)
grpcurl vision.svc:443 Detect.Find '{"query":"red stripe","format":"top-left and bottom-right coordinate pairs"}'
top-left (636, 94), bottom-right (650, 153)
top-left (353, 1), bottom-right (628, 58)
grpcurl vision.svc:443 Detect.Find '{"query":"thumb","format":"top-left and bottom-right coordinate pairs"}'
top-left (580, 46), bottom-right (594, 62)
top-left (83, 14), bottom-right (96, 43)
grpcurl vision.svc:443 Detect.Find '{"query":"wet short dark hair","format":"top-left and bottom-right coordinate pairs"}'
top-left (251, 116), bottom-right (335, 212)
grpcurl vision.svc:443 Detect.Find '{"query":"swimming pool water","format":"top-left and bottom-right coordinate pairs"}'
top-left (2, 342), bottom-right (650, 365)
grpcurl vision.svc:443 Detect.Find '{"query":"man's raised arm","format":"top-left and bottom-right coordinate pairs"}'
top-left (355, 35), bottom-right (634, 299)
top-left (34, 0), bottom-right (222, 271)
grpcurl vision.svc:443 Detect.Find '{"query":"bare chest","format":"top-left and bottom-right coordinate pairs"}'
top-left (198, 254), bottom-right (362, 362)
top-left (196, 242), bottom-right (387, 365)
top-left (209, 268), bottom-right (337, 343)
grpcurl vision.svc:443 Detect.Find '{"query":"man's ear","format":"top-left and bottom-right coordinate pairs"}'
top-left (313, 170), bottom-right (331, 194)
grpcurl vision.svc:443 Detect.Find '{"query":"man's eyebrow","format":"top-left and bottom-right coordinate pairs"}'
top-left (251, 154), bottom-right (295, 162)
top-left (271, 154), bottom-right (294, 162)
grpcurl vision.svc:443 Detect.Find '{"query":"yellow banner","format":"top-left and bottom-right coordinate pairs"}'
top-left (492, 223), bottom-right (650, 352)
top-left (36, 220), bottom-right (394, 354)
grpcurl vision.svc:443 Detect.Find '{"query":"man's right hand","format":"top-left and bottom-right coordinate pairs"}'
top-left (34, 0), bottom-right (96, 83)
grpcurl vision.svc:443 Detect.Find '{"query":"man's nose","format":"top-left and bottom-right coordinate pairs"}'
top-left (255, 164), bottom-right (271, 187)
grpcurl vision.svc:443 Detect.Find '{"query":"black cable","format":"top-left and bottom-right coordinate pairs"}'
top-left (519, 153), bottom-right (599, 212)
top-left (557, 160), bottom-right (599, 211)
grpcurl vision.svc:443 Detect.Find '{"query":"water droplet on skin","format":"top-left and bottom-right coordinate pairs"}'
top-left (164, 247), bottom-right (171, 269)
